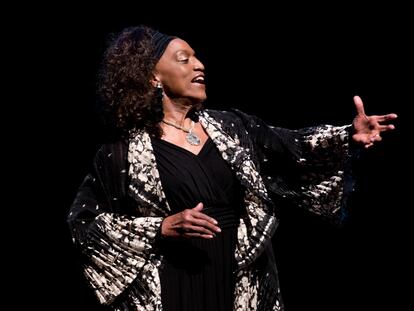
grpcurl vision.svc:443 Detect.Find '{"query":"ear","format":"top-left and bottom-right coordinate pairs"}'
top-left (150, 74), bottom-right (160, 88)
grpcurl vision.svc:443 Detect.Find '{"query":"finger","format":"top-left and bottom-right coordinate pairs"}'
top-left (191, 205), bottom-right (218, 225)
top-left (192, 218), bottom-right (221, 233)
top-left (353, 95), bottom-right (366, 116)
top-left (192, 212), bottom-right (218, 226)
top-left (378, 124), bottom-right (395, 131)
top-left (375, 114), bottom-right (398, 122)
top-left (365, 142), bottom-right (374, 149)
top-left (370, 134), bottom-right (382, 142)
top-left (181, 208), bottom-right (218, 229)
top-left (192, 202), bottom-right (204, 212)
top-left (184, 232), bottom-right (215, 239)
top-left (185, 225), bottom-right (217, 236)
top-left (364, 137), bottom-right (374, 144)
top-left (353, 134), bottom-right (372, 145)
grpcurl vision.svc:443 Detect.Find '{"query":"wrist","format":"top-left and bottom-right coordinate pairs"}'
top-left (158, 218), bottom-right (166, 239)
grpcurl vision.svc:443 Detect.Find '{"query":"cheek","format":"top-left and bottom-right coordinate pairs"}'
top-left (161, 66), bottom-right (195, 96)
top-left (165, 67), bottom-right (187, 83)
top-left (169, 77), bottom-right (188, 92)
top-left (163, 77), bottom-right (189, 97)
top-left (168, 71), bottom-right (191, 89)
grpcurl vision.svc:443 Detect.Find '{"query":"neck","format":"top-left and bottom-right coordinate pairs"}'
top-left (162, 119), bottom-right (194, 133)
top-left (162, 101), bottom-right (193, 127)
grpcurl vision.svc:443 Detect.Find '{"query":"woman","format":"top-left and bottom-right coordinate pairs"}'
top-left (68, 25), bottom-right (397, 311)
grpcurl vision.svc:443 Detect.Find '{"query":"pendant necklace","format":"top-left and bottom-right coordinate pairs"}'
top-left (162, 119), bottom-right (201, 146)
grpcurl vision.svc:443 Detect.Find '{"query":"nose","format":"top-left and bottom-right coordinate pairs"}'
top-left (193, 57), bottom-right (205, 71)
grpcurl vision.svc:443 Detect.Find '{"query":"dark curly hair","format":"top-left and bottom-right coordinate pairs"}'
top-left (97, 25), bottom-right (164, 138)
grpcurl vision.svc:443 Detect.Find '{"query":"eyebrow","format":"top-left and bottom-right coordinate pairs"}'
top-left (175, 49), bottom-right (195, 56)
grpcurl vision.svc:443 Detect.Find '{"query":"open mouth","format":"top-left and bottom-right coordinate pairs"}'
top-left (191, 75), bottom-right (205, 84)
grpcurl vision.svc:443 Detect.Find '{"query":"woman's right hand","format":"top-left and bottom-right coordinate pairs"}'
top-left (160, 203), bottom-right (221, 239)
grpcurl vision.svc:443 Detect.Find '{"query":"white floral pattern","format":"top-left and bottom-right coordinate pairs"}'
top-left (69, 109), bottom-right (353, 310)
top-left (199, 111), bottom-right (278, 268)
top-left (128, 130), bottom-right (171, 216)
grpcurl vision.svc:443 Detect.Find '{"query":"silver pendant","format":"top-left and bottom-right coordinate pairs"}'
top-left (186, 132), bottom-right (201, 146)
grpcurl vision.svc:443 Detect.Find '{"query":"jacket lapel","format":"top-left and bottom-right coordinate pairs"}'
top-left (128, 130), bottom-right (171, 217)
top-left (199, 111), bottom-right (270, 202)
top-left (199, 111), bottom-right (278, 268)
top-left (128, 112), bottom-right (278, 268)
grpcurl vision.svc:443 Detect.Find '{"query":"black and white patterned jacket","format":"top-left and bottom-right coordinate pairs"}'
top-left (68, 109), bottom-right (354, 310)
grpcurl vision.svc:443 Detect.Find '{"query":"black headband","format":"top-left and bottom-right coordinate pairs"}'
top-left (152, 31), bottom-right (175, 62)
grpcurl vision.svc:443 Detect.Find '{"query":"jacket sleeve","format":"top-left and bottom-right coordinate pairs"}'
top-left (67, 141), bottom-right (163, 305)
top-left (232, 109), bottom-right (357, 225)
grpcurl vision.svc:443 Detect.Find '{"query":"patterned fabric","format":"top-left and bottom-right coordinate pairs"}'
top-left (67, 109), bottom-right (355, 310)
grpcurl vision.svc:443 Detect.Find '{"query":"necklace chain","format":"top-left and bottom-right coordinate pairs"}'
top-left (161, 119), bottom-right (201, 146)
top-left (162, 119), bottom-right (194, 133)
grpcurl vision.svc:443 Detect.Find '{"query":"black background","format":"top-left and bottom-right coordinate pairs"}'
top-left (13, 4), bottom-right (411, 310)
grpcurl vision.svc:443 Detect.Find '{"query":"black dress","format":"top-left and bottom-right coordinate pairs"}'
top-left (152, 137), bottom-right (244, 311)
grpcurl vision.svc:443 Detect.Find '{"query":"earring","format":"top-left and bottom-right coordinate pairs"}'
top-left (153, 81), bottom-right (164, 122)
top-left (155, 82), bottom-right (163, 98)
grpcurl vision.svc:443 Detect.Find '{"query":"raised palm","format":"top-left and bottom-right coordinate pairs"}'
top-left (352, 96), bottom-right (397, 148)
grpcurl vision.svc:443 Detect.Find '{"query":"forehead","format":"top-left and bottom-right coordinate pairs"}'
top-left (164, 38), bottom-right (194, 55)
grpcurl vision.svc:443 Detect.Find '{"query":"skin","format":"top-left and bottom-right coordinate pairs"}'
top-left (152, 39), bottom-right (398, 240)
top-left (153, 38), bottom-right (208, 156)
top-left (352, 95), bottom-right (397, 148)
top-left (153, 38), bottom-right (220, 239)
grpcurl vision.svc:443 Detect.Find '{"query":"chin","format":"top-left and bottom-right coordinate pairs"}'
top-left (189, 92), bottom-right (207, 104)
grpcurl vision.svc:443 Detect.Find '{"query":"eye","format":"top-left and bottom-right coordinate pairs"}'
top-left (178, 58), bottom-right (189, 63)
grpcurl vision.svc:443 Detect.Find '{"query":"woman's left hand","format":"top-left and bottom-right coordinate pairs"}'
top-left (352, 95), bottom-right (398, 148)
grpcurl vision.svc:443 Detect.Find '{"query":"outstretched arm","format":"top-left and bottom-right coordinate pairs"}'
top-left (352, 95), bottom-right (398, 148)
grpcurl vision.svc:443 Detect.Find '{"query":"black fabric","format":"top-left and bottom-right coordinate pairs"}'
top-left (205, 108), bottom-right (353, 226)
top-left (152, 137), bottom-right (244, 311)
top-left (67, 109), bottom-right (353, 310)
top-left (152, 31), bottom-right (175, 62)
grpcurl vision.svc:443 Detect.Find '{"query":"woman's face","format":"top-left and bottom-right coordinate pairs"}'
top-left (154, 38), bottom-right (206, 103)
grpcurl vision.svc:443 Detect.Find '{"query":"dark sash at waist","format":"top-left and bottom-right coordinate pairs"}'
top-left (202, 205), bottom-right (240, 229)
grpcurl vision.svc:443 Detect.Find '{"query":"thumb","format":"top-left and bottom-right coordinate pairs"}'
top-left (192, 202), bottom-right (204, 211)
top-left (353, 95), bottom-right (366, 116)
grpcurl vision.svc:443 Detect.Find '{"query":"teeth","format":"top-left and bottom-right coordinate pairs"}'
top-left (193, 76), bottom-right (204, 82)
